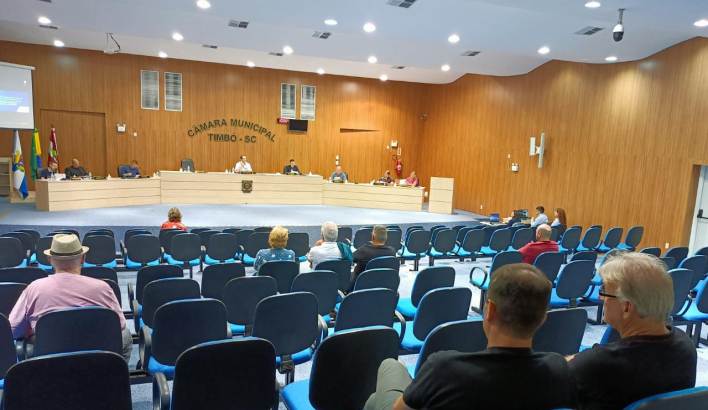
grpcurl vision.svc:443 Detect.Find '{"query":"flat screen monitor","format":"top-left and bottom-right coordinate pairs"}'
top-left (288, 119), bottom-right (308, 132)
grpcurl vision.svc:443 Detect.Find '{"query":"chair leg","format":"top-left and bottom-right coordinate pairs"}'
top-left (428, 256), bottom-right (434, 266)
top-left (692, 322), bottom-right (701, 347)
top-left (470, 289), bottom-right (486, 314)
top-left (413, 259), bottom-right (419, 271)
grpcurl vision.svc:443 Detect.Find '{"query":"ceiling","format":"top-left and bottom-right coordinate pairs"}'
top-left (0, 0), bottom-right (706, 84)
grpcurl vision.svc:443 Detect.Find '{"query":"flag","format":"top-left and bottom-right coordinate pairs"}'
top-left (48, 126), bottom-right (58, 167)
top-left (12, 130), bottom-right (28, 199)
top-left (30, 128), bottom-right (42, 180)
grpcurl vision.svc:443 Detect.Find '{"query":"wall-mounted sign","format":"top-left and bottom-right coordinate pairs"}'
top-left (187, 118), bottom-right (276, 143)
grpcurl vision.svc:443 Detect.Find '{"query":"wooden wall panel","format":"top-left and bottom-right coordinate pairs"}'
top-left (415, 38), bottom-right (708, 247)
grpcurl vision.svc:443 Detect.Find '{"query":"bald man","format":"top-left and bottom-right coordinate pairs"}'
top-left (518, 224), bottom-right (559, 264)
top-left (64, 158), bottom-right (89, 178)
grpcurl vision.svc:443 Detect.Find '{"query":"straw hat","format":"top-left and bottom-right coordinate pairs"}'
top-left (43, 234), bottom-right (89, 259)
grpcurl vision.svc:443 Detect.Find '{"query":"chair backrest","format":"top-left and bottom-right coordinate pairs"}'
top-left (34, 306), bottom-right (123, 356)
top-left (2, 232), bottom-right (33, 257)
top-left (665, 247), bottom-right (689, 264)
top-left (429, 226), bottom-right (447, 244)
top-left (308, 327), bottom-right (400, 410)
top-left (0, 314), bottom-right (16, 380)
top-left (337, 226), bottom-right (353, 243)
top-left (660, 257), bottom-right (677, 270)
top-left (258, 260), bottom-right (299, 293)
top-left (180, 158), bottom-right (194, 171)
top-left (555, 260), bottom-right (595, 300)
top-left (481, 226), bottom-right (498, 246)
top-left (461, 228), bottom-right (485, 253)
top-left (152, 299), bottom-right (228, 366)
top-left (244, 232), bottom-right (270, 257)
top-left (171, 338), bottom-right (277, 410)
top-left (196, 229), bottom-right (218, 245)
top-left (316, 259), bottom-right (353, 293)
top-left (170, 233), bottom-right (202, 262)
top-left (354, 268), bottom-right (400, 292)
top-left (385, 229), bottom-right (403, 252)
top-left (570, 250), bottom-right (598, 264)
top-left (490, 251), bottom-right (523, 273)
top-left (135, 265), bottom-right (184, 303)
top-left (124, 228), bottom-right (151, 243)
top-left (159, 229), bottom-right (182, 254)
top-left (624, 225), bottom-right (644, 248)
top-left (254, 226), bottom-right (272, 233)
top-left (623, 386), bottom-right (708, 410)
top-left (404, 230), bottom-right (432, 255)
top-left (0, 267), bottom-right (48, 285)
top-left (533, 252), bottom-right (565, 283)
top-left (488, 228), bottom-right (512, 252)
top-left (82, 235), bottom-right (116, 265)
top-left (102, 279), bottom-right (122, 306)
top-left (579, 226), bottom-right (602, 249)
top-left (412, 287), bottom-right (472, 341)
top-left (291, 270), bottom-right (339, 315)
top-left (694, 247), bottom-right (708, 276)
top-left (559, 226), bottom-right (582, 251)
top-left (252, 292), bottom-right (319, 357)
top-left (668, 268), bottom-right (693, 316)
top-left (601, 227), bottom-right (623, 249)
top-left (223, 276), bottom-right (278, 327)
top-left (510, 227), bottom-right (534, 250)
top-left (126, 234), bottom-right (161, 265)
top-left (222, 227), bottom-right (241, 235)
top-left (455, 227), bottom-right (474, 244)
top-left (287, 232), bottom-right (310, 258)
top-left (335, 288), bottom-right (398, 332)
top-left (142, 278), bottom-right (201, 328)
top-left (533, 308), bottom-right (587, 355)
top-left (201, 263), bottom-right (245, 300)
top-left (550, 225), bottom-right (564, 241)
top-left (16, 229), bottom-right (41, 243)
top-left (0, 237), bottom-right (25, 268)
top-left (678, 255), bottom-right (708, 290)
top-left (410, 266), bottom-right (456, 306)
top-left (86, 228), bottom-right (114, 238)
top-left (365, 255), bottom-right (399, 271)
top-left (2, 350), bottom-right (132, 410)
top-left (81, 266), bottom-right (118, 282)
top-left (353, 228), bottom-right (373, 249)
top-left (205, 233), bottom-right (238, 262)
top-left (50, 229), bottom-right (81, 238)
top-left (0, 282), bottom-right (26, 317)
top-left (415, 319), bottom-right (487, 376)
top-left (35, 236), bottom-right (53, 267)
top-left (431, 229), bottom-right (457, 253)
top-left (640, 247), bottom-right (662, 257)
top-left (234, 229), bottom-right (254, 250)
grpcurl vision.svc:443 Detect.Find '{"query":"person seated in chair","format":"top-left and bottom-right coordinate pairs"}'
top-left (568, 252), bottom-right (697, 410)
top-left (364, 263), bottom-right (576, 410)
top-left (403, 171), bottom-right (419, 187)
top-left (119, 160), bottom-right (141, 178)
top-left (330, 165), bottom-right (348, 182)
top-left (518, 224), bottom-right (559, 264)
top-left (307, 221), bottom-right (344, 268)
top-left (283, 159), bottom-right (301, 175)
top-left (379, 170), bottom-right (394, 185)
top-left (160, 207), bottom-right (187, 231)
top-left (9, 234), bottom-right (132, 361)
top-left (551, 208), bottom-right (567, 235)
top-left (39, 161), bottom-right (59, 179)
top-left (530, 205), bottom-right (548, 228)
top-left (254, 226), bottom-right (296, 272)
top-left (234, 155), bottom-right (253, 173)
top-left (64, 158), bottom-right (89, 179)
top-left (352, 225), bottom-right (395, 276)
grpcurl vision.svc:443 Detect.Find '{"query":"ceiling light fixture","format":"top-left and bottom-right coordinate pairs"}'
top-left (38, 16), bottom-right (51, 25)
top-left (317, 68), bottom-right (325, 75)
top-left (196, 0), bottom-right (211, 9)
top-left (605, 55), bottom-right (618, 62)
top-left (441, 64), bottom-right (451, 72)
top-left (324, 19), bottom-right (338, 26)
top-left (158, 51), bottom-right (168, 58)
top-left (447, 34), bottom-right (460, 44)
top-left (379, 74), bottom-right (388, 81)
top-left (246, 60), bottom-right (255, 67)
top-left (363, 22), bottom-right (376, 33)
top-left (282, 45), bottom-right (294, 55)
top-left (368, 55), bottom-right (378, 64)
top-left (53, 39), bottom-right (64, 47)
top-left (537, 46), bottom-right (550, 55)
top-left (584, 1), bottom-right (601, 8)
top-left (172, 32), bottom-right (184, 41)
top-left (695, 19), bottom-right (708, 28)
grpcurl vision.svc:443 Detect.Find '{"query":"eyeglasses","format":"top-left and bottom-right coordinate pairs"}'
top-left (599, 285), bottom-right (618, 299)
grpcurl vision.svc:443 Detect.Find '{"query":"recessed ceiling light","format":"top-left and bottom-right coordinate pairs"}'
top-left (605, 55), bottom-right (618, 62)
top-left (324, 19), bottom-right (338, 26)
top-left (367, 55), bottom-right (378, 64)
top-left (441, 64), bottom-right (451, 72)
top-left (38, 16), bottom-right (51, 25)
top-left (379, 74), bottom-right (388, 81)
top-left (447, 34), bottom-right (460, 44)
top-left (172, 32), bottom-right (184, 41)
top-left (695, 19), bottom-right (708, 28)
top-left (537, 46), bottom-right (550, 55)
top-left (282, 45), bottom-right (294, 55)
top-left (246, 60), bottom-right (255, 68)
top-left (53, 39), bottom-right (64, 47)
top-left (585, 1), bottom-right (601, 8)
top-left (158, 51), bottom-right (168, 58)
top-left (196, 0), bottom-right (211, 9)
top-left (316, 68), bottom-right (325, 75)
top-left (363, 22), bottom-right (376, 33)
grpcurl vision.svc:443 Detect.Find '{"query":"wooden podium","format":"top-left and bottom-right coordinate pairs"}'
top-left (428, 177), bottom-right (454, 214)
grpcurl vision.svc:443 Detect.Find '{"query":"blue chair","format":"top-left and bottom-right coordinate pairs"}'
top-left (532, 308), bottom-right (587, 355)
top-left (316, 259), bottom-right (353, 294)
top-left (352, 227), bottom-right (373, 249)
top-left (282, 327), bottom-right (399, 410)
top-left (427, 229), bottom-right (457, 266)
top-left (2, 232), bottom-right (34, 264)
top-left (81, 266), bottom-right (118, 283)
top-left (597, 227), bottom-right (623, 252)
top-left (0, 314), bottom-right (17, 389)
top-left (429, 226), bottom-right (447, 245)
top-left (200, 263), bottom-right (245, 300)
top-left (259, 260), bottom-right (300, 293)
top-left (576, 226), bottom-right (602, 252)
top-left (166, 233), bottom-right (202, 278)
top-left (673, 270), bottom-right (708, 346)
top-left (127, 265), bottom-right (184, 326)
top-left (617, 225), bottom-right (644, 251)
top-left (385, 229), bottom-right (403, 253)
top-left (398, 230), bottom-right (431, 271)
top-left (508, 227), bottom-right (533, 251)
top-left (0, 237), bottom-right (26, 268)
top-left (32, 306), bottom-right (123, 357)
top-left (549, 260), bottom-right (595, 308)
top-left (291, 270), bottom-right (339, 325)
top-left (410, 319), bottom-right (486, 377)
top-left (223, 276), bottom-right (278, 336)
top-left (333, 289), bottom-right (404, 339)
top-left (678, 255), bottom-right (707, 290)
top-left (456, 228), bottom-right (484, 261)
top-left (2, 351), bottom-right (132, 410)
top-left (222, 227), bottom-right (241, 235)
top-left (397, 266), bottom-right (455, 320)
top-left (480, 228), bottom-right (512, 257)
top-left (139, 278), bottom-right (201, 333)
top-left (233, 229), bottom-right (253, 259)
top-left (664, 247), bottom-right (689, 265)
top-left (660, 257), bottom-right (677, 270)
top-left (102, 279), bottom-right (123, 307)
top-left (533, 252), bottom-right (565, 284)
top-left (0, 267), bottom-right (47, 285)
top-left (82, 235), bottom-right (117, 268)
top-left (159, 229), bottom-right (182, 256)
top-left (35, 236), bottom-right (53, 271)
top-left (153, 338), bottom-right (278, 410)
top-left (550, 225), bottom-right (564, 241)
top-left (353, 268), bottom-right (400, 292)
top-left (143, 299), bottom-right (228, 379)
top-left (125, 234), bottom-right (161, 269)
top-left (49, 229), bottom-right (81, 238)
top-left (570, 250), bottom-right (598, 264)
top-left (241, 232), bottom-right (269, 266)
top-left (0, 282), bottom-right (25, 317)
top-left (394, 287), bottom-right (472, 353)
top-left (470, 251), bottom-right (522, 312)
top-left (623, 386), bottom-right (708, 410)
top-left (85, 228), bottom-right (114, 238)
top-left (203, 233), bottom-right (239, 265)
top-left (288, 232), bottom-right (310, 263)
top-left (558, 226), bottom-right (582, 256)
top-left (252, 292), bottom-right (325, 384)
top-left (693, 247), bottom-right (708, 276)
top-left (366, 256), bottom-right (400, 271)
top-left (196, 229), bottom-right (219, 248)
top-left (640, 247), bottom-right (662, 257)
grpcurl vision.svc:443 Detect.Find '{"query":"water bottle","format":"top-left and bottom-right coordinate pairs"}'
top-left (88, 171), bottom-right (92, 179)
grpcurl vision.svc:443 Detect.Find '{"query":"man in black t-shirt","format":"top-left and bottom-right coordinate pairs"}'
top-left (64, 158), bottom-right (89, 178)
top-left (364, 263), bottom-right (576, 410)
top-left (568, 252), bottom-right (697, 410)
top-left (352, 225), bottom-right (395, 276)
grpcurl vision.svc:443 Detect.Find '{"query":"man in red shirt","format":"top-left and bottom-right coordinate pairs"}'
top-left (519, 224), bottom-right (558, 264)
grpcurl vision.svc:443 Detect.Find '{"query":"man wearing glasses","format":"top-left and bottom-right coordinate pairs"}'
top-left (568, 252), bottom-right (697, 409)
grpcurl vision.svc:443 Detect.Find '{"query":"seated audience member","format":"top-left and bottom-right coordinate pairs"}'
top-left (9, 234), bottom-right (132, 361)
top-left (307, 221), bottom-right (343, 267)
top-left (160, 207), bottom-right (187, 231)
top-left (283, 159), bottom-right (301, 175)
top-left (551, 208), bottom-right (567, 235)
top-left (330, 165), bottom-right (348, 182)
top-left (379, 170), bottom-right (394, 185)
top-left (352, 225), bottom-right (395, 276)
top-left (254, 225), bottom-right (296, 272)
top-left (234, 155), bottom-right (253, 173)
top-left (568, 252), bottom-right (697, 410)
top-left (365, 264), bottom-right (575, 410)
top-left (64, 158), bottom-right (89, 178)
top-left (39, 161), bottom-right (59, 179)
top-left (404, 171), bottom-right (419, 187)
top-left (518, 224), bottom-right (559, 264)
top-left (119, 160), bottom-right (141, 178)
top-left (530, 205), bottom-right (548, 228)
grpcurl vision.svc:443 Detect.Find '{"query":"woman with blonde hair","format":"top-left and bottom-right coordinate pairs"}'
top-left (160, 207), bottom-right (187, 231)
top-left (254, 225), bottom-right (296, 271)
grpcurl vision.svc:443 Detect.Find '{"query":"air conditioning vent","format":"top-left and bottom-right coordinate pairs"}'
top-left (387, 0), bottom-right (418, 8)
top-left (37, 0), bottom-right (52, 3)
top-left (312, 31), bottom-right (331, 39)
top-left (269, 52), bottom-right (284, 57)
top-left (575, 26), bottom-right (604, 35)
top-left (391, 65), bottom-right (406, 70)
top-left (461, 50), bottom-right (481, 57)
top-left (228, 20), bottom-right (249, 29)
top-left (202, 44), bottom-right (218, 49)
top-left (39, 24), bottom-right (59, 30)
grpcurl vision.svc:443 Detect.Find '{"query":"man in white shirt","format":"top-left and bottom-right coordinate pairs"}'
top-left (307, 221), bottom-right (343, 268)
top-left (531, 205), bottom-right (548, 228)
top-left (234, 155), bottom-right (253, 173)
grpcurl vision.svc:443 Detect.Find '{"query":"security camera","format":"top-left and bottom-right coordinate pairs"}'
top-left (613, 9), bottom-right (625, 42)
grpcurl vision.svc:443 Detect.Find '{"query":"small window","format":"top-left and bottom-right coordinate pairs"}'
top-left (301, 85), bottom-right (316, 120)
top-left (140, 70), bottom-right (159, 110)
top-left (280, 83), bottom-right (296, 119)
top-left (165, 72), bottom-right (182, 112)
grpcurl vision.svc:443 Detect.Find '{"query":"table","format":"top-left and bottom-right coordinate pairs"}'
top-left (322, 182), bottom-right (424, 211)
top-left (35, 178), bottom-right (161, 211)
top-left (428, 177), bottom-right (454, 214)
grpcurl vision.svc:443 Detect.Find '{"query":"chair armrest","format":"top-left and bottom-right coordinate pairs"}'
top-left (337, 290), bottom-right (345, 300)
top-left (131, 299), bottom-right (140, 326)
top-left (140, 326), bottom-right (152, 371)
top-left (152, 372), bottom-right (170, 410)
top-left (14, 339), bottom-right (25, 361)
top-left (393, 310), bottom-right (407, 345)
top-left (469, 266), bottom-right (489, 287)
top-left (226, 323), bottom-right (232, 338)
top-left (316, 315), bottom-right (328, 348)
top-left (120, 240), bottom-right (126, 258)
top-left (127, 282), bottom-right (135, 304)
top-left (675, 296), bottom-right (692, 317)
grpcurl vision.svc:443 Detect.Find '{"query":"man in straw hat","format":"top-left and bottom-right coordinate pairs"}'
top-left (9, 234), bottom-right (132, 360)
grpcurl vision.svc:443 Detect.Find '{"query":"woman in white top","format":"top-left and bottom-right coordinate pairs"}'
top-left (551, 208), bottom-right (567, 235)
